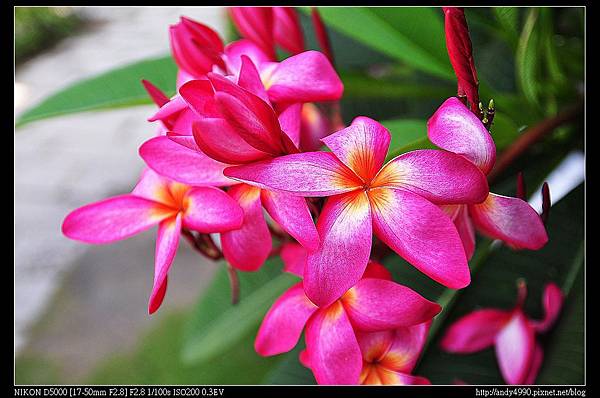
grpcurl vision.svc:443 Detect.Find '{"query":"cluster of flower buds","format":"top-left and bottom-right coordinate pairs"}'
top-left (62, 7), bottom-right (556, 385)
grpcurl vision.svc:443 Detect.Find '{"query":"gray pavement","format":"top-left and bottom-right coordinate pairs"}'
top-left (14, 7), bottom-right (226, 364)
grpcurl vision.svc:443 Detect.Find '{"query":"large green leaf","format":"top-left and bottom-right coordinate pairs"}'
top-left (181, 257), bottom-right (297, 365)
top-left (16, 55), bottom-right (177, 127)
top-left (306, 7), bottom-right (454, 80)
top-left (516, 8), bottom-right (541, 107)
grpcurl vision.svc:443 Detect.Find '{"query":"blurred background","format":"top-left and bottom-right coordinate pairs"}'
top-left (14, 7), bottom-right (584, 385)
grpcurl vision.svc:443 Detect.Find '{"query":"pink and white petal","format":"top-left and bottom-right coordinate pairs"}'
top-left (383, 322), bottom-right (431, 373)
top-left (255, 283), bottom-right (318, 356)
top-left (321, 116), bottom-right (391, 182)
top-left (166, 132), bottom-right (201, 152)
top-left (427, 97), bottom-right (496, 175)
top-left (265, 51), bottom-right (344, 104)
top-left (261, 189), bottom-right (319, 251)
top-left (377, 369), bottom-right (431, 385)
top-left (192, 118), bottom-right (269, 164)
top-left (495, 311), bottom-right (536, 385)
top-left (304, 191), bottom-right (372, 307)
top-left (523, 343), bottom-right (544, 385)
top-left (224, 39), bottom-right (271, 76)
top-left (178, 79), bottom-right (220, 118)
top-left (182, 186), bottom-right (244, 233)
top-left (62, 195), bottom-right (175, 244)
top-left (373, 149), bottom-right (489, 204)
top-left (139, 136), bottom-right (232, 187)
top-left (369, 187), bottom-right (471, 289)
top-left (224, 152), bottom-right (362, 197)
top-left (455, 204), bottom-right (476, 260)
top-left (221, 184), bottom-right (272, 271)
top-left (531, 283), bottom-right (564, 333)
top-left (469, 193), bottom-right (548, 250)
top-left (300, 102), bottom-right (332, 152)
top-left (440, 309), bottom-right (512, 353)
top-left (362, 261), bottom-right (392, 281)
top-left (342, 279), bottom-right (441, 331)
top-left (355, 330), bottom-right (395, 363)
top-left (237, 55), bottom-right (269, 103)
top-left (305, 302), bottom-right (362, 385)
top-left (149, 213), bottom-right (182, 314)
top-left (278, 103), bottom-right (302, 148)
top-left (132, 168), bottom-right (173, 205)
top-left (280, 242), bottom-right (307, 278)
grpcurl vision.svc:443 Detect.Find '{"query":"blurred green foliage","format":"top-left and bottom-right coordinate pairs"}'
top-left (15, 7), bottom-right (82, 64)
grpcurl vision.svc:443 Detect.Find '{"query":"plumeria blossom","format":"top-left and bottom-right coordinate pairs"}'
top-left (440, 281), bottom-right (564, 384)
top-left (225, 116), bottom-right (489, 307)
top-left (255, 250), bottom-right (441, 385)
top-left (428, 97), bottom-right (549, 259)
top-left (62, 169), bottom-right (244, 313)
top-left (229, 7), bottom-right (305, 60)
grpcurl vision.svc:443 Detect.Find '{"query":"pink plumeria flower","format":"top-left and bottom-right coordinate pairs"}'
top-left (62, 169), bottom-right (243, 313)
top-left (225, 116), bottom-right (489, 307)
top-left (428, 97), bottom-right (549, 259)
top-left (440, 281), bottom-right (564, 384)
top-left (229, 7), bottom-right (305, 60)
top-left (256, 250), bottom-right (441, 385)
top-left (299, 320), bottom-right (432, 385)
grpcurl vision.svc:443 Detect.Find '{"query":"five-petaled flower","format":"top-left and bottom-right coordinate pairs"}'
top-left (440, 280), bottom-right (564, 384)
top-left (225, 116), bottom-right (489, 307)
top-left (255, 247), bottom-right (441, 385)
top-left (428, 97), bottom-right (549, 259)
top-left (62, 169), bottom-right (243, 313)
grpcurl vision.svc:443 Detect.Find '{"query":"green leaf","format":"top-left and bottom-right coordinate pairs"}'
top-left (16, 55), bottom-right (177, 127)
top-left (262, 343), bottom-right (316, 385)
top-left (493, 8), bottom-right (520, 46)
top-left (306, 7), bottom-right (454, 80)
top-left (516, 8), bottom-right (541, 107)
top-left (181, 258), bottom-right (297, 365)
top-left (382, 119), bottom-right (435, 161)
top-left (341, 71), bottom-right (454, 100)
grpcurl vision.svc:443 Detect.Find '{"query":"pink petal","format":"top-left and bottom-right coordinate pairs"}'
top-left (237, 55), bottom-right (269, 103)
top-left (192, 118), bottom-right (269, 164)
top-left (278, 103), bottom-right (302, 148)
top-left (221, 184), bottom-right (272, 271)
top-left (440, 309), bottom-right (512, 353)
top-left (299, 349), bottom-right (311, 369)
top-left (305, 302), bottom-right (362, 384)
top-left (383, 322), bottom-right (431, 373)
top-left (280, 242), bottom-right (307, 278)
top-left (255, 283), bottom-right (318, 356)
top-left (148, 213), bottom-right (182, 314)
top-left (169, 18), bottom-right (224, 77)
top-left (182, 186), bottom-right (244, 233)
top-left (170, 108), bottom-right (200, 136)
top-left (469, 193), bottom-right (548, 250)
top-left (342, 279), bottom-right (441, 331)
top-left (264, 51), bottom-right (344, 104)
top-left (369, 187), bottom-right (471, 289)
top-left (454, 204), bottom-right (476, 260)
top-left (273, 7), bottom-right (305, 54)
top-left (132, 168), bottom-right (172, 204)
top-left (322, 116), bottom-right (391, 182)
top-left (261, 189), bottom-right (319, 251)
top-left (142, 79), bottom-right (169, 107)
top-left (166, 132), bottom-right (201, 152)
top-left (373, 149), bottom-right (489, 204)
top-left (300, 103), bottom-right (332, 152)
top-left (224, 39), bottom-right (271, 76)
top-left (495, 311), bottom-right (536, 385)
top-left (304, 191), bottom-right (372, 307)
top-left (531, 283), bottom-right (564, 333)
top-left (209, 74), bottom-right (285, 155)
top-left (148, 95), bottom-right (188, 123)
top-left (178, 79), bottom-right (220, 118)
top-left (62, 195), bottom-right (175, 244)
top-left (229, 7), bottom-right (276, 60)
top-left (224, 152), bottom-right (362, 196)
top-left (376, 369), bottom-right (431, 385)
top-left (523, 343), bottom-right (544, 385)
top-left (139, 136), bottom-right (231, 187)
top-left (362, 261), bottom-right (392, 281)
top-left (427, 97), bottom-right (496, 175)
top-left (355, 329), bottom-right (394, 363)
